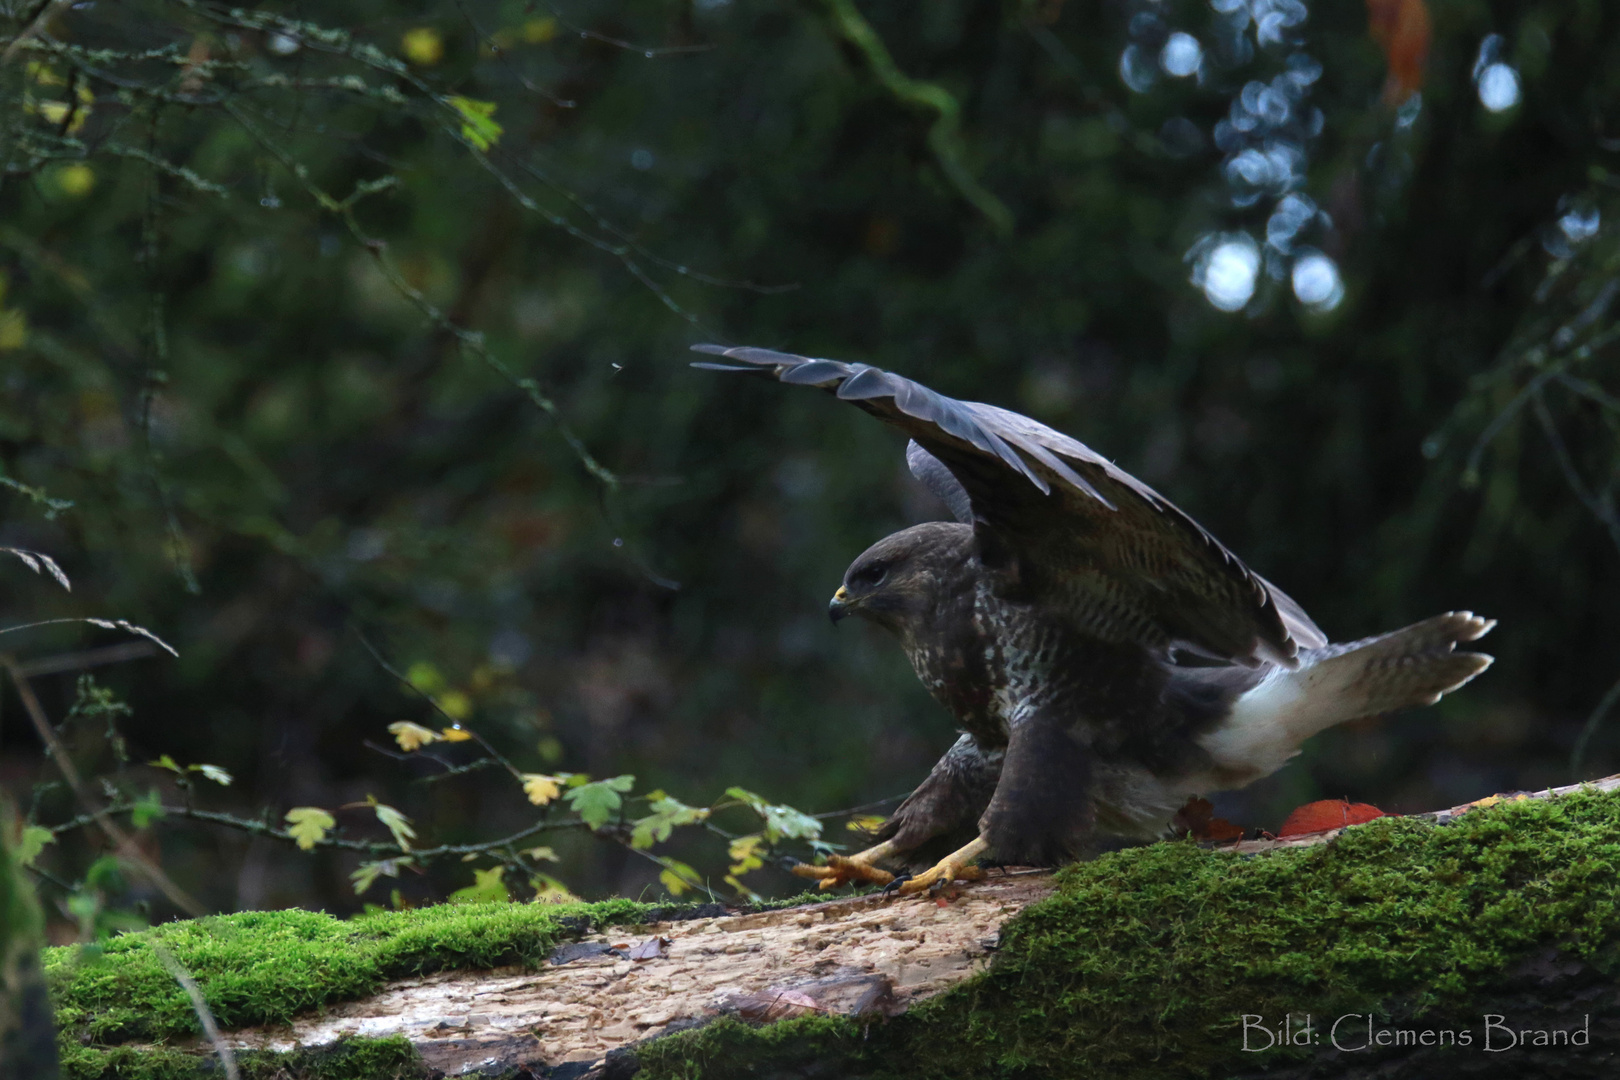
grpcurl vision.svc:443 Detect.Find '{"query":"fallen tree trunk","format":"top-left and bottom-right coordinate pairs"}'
top-left (43, 776), bottom-right (1620, 1080)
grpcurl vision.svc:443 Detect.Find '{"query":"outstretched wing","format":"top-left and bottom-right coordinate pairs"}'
top-left (694, 344), bottom-right (1325, 667)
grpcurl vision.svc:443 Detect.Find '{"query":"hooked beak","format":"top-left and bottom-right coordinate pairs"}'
top-left (828, 586), bottom-right (851, 625)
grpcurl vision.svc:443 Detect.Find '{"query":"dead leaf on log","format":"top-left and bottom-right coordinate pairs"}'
top-left (1171, 796), bottom-right (1245, 842)
top-left (548, 941), bottom-right (624, 965)
top-left (625, 935), bottom-right (668, 961)
top-left (1276, 799), bottom-right (1388, 838)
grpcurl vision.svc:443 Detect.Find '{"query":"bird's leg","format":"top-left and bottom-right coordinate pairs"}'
top-left (894, 836), bottom-right (988, 895)
top-left (792, 839), bottom-right (899, 889)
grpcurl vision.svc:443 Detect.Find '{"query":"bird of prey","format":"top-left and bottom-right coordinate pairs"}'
top-left (694, 344), bottom-right (1494, 895)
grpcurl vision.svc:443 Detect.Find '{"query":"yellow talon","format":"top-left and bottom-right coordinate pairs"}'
top-left (895, 837), bottom-right (988, 896)
top-left (791, 840), bottom-right (898, 888)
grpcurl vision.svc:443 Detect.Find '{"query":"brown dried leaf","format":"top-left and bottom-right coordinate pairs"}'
top-left (626, 935), bottom-right (668, 961)
top-left (1170, 796), bottom-right (1245, 842)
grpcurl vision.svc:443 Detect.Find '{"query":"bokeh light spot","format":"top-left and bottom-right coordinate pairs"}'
top-left (1291, 251), bottom-right (1344, 311)
top-left (401, 27), bottom-right (444, 66)
top-left (56, 163), bottom-right (95, 198)
top-left (1161, 32), bottom-right (1203, 78)
top-left (1477, 63), bottom-right (1520, 112)
top-left (1193, 234), bottom-right (1262, 312)
top-left (1120, 44), bottom-right (1159, 93)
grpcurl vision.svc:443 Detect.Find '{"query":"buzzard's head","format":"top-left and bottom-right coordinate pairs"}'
top-left (828, 522), bottom-right (974, 636)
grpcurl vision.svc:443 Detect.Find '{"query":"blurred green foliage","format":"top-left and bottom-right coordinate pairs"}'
top-left (2, 0), bottom-right (1619, 919)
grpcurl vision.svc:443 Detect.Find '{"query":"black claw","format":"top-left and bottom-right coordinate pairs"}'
top-left (881, 873), bottom-right (912, 895)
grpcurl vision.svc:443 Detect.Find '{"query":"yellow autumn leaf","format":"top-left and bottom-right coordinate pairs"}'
top-left (728, 834), bottom-right (766, 877)
top-left (521, 773), bottom-right (563, 806)
top-left (439, 725), bottom-right (474, 742)
top-left (846, 815), bottom-right (888, 834)
top-left (388, 720), bottom-right (440, 752)
top-left (369, 798), bottom-right (416, 851)
top-left (285, 807), bottom-right (335, 851)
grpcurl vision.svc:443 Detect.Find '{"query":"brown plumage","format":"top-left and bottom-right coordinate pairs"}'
top-left (696, 344), bottom-right (1495, 888)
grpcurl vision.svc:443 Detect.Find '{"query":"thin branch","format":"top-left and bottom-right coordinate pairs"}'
top-left (1462, 368), bottom-right (1555, 483)
top-left (10, 641), bottom-right (160, 679)
top-left (821, 0), bottom-right (1012, 235)
top-left (1532, 386), bottom-right (1620, 556)
top-left (1, 0), bottom-right (73, 64)
top-left (530, 0), bottom-right (714, 57)
top-left (1572, 672), bottom-right (1620, 779)
top-left (811, 794), bottom-right (908, 821)
top-left (152, 943), bottom-right (240, 1080)
top-left (4, 655), bottom-right (205, 916)
top-left (48, 799), bottom-right (590, 858)
top-left (348, 626), bottom-right (529, 782)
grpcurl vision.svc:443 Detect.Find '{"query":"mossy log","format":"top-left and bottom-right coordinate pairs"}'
top-left (43, 777), bottom-right (1620, 1080)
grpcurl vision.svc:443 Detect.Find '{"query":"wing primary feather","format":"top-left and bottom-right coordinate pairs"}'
top-left (689, 361), bottom-right (758, 372)
top-left (834, 366), bottom-right (896, 400)
top-left (690, 344), bottom-right (813, 368)
top-left (935, 402), bottom-right (1001, 455)
top-left (780, 359), bottom-right (854, 385)
top-left (1007, 437), bottom-right (1116, 509)
top-left (892, 379), bottom-right (943, 423)
top-left (979, 427), bottom-right (1051, 494)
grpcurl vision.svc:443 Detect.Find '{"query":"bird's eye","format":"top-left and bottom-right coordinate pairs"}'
top-left (855, 563), bottom-right (888, 587)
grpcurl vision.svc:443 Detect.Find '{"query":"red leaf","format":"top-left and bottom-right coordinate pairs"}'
top-left (1170, 797), bottom-right (1246, 842)
top-left (1277, 799), bottom-right (1388, 838)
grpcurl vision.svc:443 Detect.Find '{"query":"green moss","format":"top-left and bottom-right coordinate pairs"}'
top-left (635, 788), bottom-right (1620, 1080)
top-left (47, 894), bottom-right (647, 1060)
top-left (58, 1035), bottom-right (424, 1080)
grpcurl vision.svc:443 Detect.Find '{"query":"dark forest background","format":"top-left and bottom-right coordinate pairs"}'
top-left (3, 0), bottom-right (1620, 934)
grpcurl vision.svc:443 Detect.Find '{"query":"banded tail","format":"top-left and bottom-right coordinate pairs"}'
top-left (1201, 612), bottom-right (1495, 782)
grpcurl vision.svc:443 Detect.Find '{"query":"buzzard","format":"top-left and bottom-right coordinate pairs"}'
top-left (695, 344), bottom-right (1493, 894)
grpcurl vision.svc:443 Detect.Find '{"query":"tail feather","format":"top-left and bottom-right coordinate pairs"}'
top-left (1301, 611), bottom-right (1494, 722)
top-left (1200, 612), bottom-right (1495, 785)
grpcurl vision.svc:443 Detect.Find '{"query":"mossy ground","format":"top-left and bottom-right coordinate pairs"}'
top-left (46, 791), bottom-right (1620, 1080)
